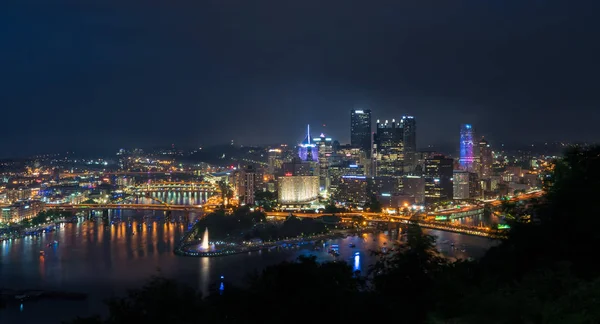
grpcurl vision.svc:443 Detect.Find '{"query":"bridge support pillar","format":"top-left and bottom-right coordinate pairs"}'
top-left (102, 209), bottom-right (109, 218)
top-left (165, 210), bottom-right (172, 219)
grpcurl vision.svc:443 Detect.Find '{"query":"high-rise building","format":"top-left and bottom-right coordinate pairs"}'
top-left (267, 148), bottom-right (283, 175)
top-left (453, 170), bottom-right (480, 200)
top-left (401, 116), bottom-right (417, 172)
top-left (312, 133), bottom-right (334, 190)
top-left (400, 175), bottom-right (425, 204)
top-left (479, 138), bottom-right (493, 179)
top-left (469, 172), bottom-right (481, 199)
top-left (453, 170), bottom-right (470, 199)
top-left (336, 175), bottom-right (368, 204)
top-left (328, 161), bottom-right (365, 197)
top-left (350, 109), bottom-right (372, 158)
top-left (333, 145), bottom-right (371, 176)
top-left (237, 165), bottom-right (257, 205)
top-left (298, 125), bottom-right (318, 162)
top-left (424, 155), bottom-right (454, 203)
top-left (373, 119), bottom-right (403, 177)
top-left (459, 124), bottom-right (476, 171)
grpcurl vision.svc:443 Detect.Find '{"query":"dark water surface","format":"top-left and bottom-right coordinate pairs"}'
top-left (0, 210), bottom-right (497, 323)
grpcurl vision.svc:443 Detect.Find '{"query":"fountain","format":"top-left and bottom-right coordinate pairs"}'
top-left (201, 227), bottom-right (210, 251)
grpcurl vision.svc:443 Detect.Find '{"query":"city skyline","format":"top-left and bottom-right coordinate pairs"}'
top-left (2, 1), bottom-right (600, 157)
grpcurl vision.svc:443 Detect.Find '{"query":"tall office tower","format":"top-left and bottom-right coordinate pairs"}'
top-left (373, 119), bottom-right (403, 177)
top-left (453, 170), bottom-right (470, 199)
top-left (479, 137), bottom-right (492, 179)
top-left (312, 133), bottom-right (334, 190)
top-left (237, 165), bottom-right (257, 205)
top-left (459, 124), bottom-right (476, 171)
top-left (350, 109), bottom-right (372, 158)
top-left (298, 125), bottom-right (318, 162)
top-left (328, 161), bottom-right (365, 197)
top-left (267, 148), bottom-right (283, 175)
top-left (400, 175), bottom-right (425, 204)
top-left (424, 155), bottom-right (454, 203)
top-left (401, 116), bottom-right (417, 172)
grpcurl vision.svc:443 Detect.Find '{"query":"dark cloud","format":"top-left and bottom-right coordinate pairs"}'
top-left (1, 0), bottom-right (599, 157)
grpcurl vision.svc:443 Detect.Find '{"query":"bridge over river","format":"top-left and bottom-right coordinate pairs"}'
top-left (48, 203), bottom-right (507, 238)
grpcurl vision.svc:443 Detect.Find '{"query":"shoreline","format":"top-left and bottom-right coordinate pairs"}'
top-left (174, 231), bottom-right (350, 257)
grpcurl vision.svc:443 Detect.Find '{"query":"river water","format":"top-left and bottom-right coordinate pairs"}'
top-left (0, 210), bottom-right (498, 323)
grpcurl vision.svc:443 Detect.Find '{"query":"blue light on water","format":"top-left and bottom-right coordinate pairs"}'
top-left (353, 254), bottom-right (361, 272)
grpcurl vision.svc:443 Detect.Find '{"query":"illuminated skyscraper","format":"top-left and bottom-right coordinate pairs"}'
top-left (298, 125), bottom-right (318, 162)
top-left (312, 133), bottom-right (334, 190)
top-left (424, 155), bottom-right (454, 203)
top-left (350, 109), bottom-right (372, 158)
top-left (401, 116), bottom-right (417, 172)
top-left (237, 165), bottom-right (257, 205)
top-left (267, 148), bottom-right (283, 175)
top-left (459, 124), bottom-right (475, 171)
top-left (479, 137), bottom-right (493, 179)
top-left (453, 170), bottom-right (470, 199)
top-left (373, 119), bottom-right (403, 177)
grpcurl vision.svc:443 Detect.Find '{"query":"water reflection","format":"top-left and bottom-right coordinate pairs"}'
top-left (199, 257), bottom-right (210, 296)
top-left (0, 210), bottom-right (499, 323)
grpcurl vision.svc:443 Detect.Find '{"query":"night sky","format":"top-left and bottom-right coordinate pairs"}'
top-left (1, 1), bottom-right (599, 157)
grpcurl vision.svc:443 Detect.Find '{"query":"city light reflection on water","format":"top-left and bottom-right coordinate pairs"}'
top-left (353, 253), bottom-right (361, 272)
top-left (0, 209), bottom-right (498, 323)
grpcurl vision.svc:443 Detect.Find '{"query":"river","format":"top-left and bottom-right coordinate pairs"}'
top-left (0, 210), bottom-right (499, 323)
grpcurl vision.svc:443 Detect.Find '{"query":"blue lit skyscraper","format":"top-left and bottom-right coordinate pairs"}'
top-left (459, 124), bottom-right (475, 171)
top-left (298, 124), bottom-right (318, 162)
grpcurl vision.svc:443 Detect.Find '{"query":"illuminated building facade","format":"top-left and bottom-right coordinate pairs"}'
top-left (459, 124), bottom-right (476, 171)
top-left (479, 138), bottom-right (492, 179)
top-left (277, 175), bottom-right (320, 204)
top-left (453, 170), bottom-right (470, 199)
top-left (313, 134), bottom-right (333, 190)
top-left (298, 125), bottom-right (318, 162)
top-left (328, 162), bottom-right (364, 196)
top-left (336, 175), bottom-right (368, 204)
top-left (402, 116), bottom-right (417, 172)
top-left (333, 145), bottom-right (371, 176)
top-left (350, 109), bottom-right (372, 158)
top-left (424, 155), bottom-right (454, 203)
top-left (267, 148), bottom-right (283, 175)
top-left (237, 165), bottom-right (257, 205)
top-left (373, 119), bottom-right (403, 177)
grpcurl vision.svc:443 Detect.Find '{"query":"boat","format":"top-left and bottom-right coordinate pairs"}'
top-left (39, 251), bottom-right (45, 256)
top-left (349, 243), bottom-right (356, 248)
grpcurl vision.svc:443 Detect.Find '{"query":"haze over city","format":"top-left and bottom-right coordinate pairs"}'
top-left (2, 1), bottom-right (600, 157)
top-left (2, 2), bottom-right (600, 323)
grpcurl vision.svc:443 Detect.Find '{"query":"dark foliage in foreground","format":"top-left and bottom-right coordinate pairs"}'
top-left (67, 146), bottom-right (600, 324)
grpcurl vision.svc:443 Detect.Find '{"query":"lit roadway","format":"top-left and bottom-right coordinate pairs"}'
top-left (52, 203), bottom-right (204, 212)
top-left (435, 190), bottom-right (543, 216)
top-left (50, 192), bottom-right (543, 238)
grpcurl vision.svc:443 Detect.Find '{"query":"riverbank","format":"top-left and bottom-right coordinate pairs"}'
top-left (174, 231), bottom-right (349, 257)
top-left (0, 218), bottom-right (76, 242)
